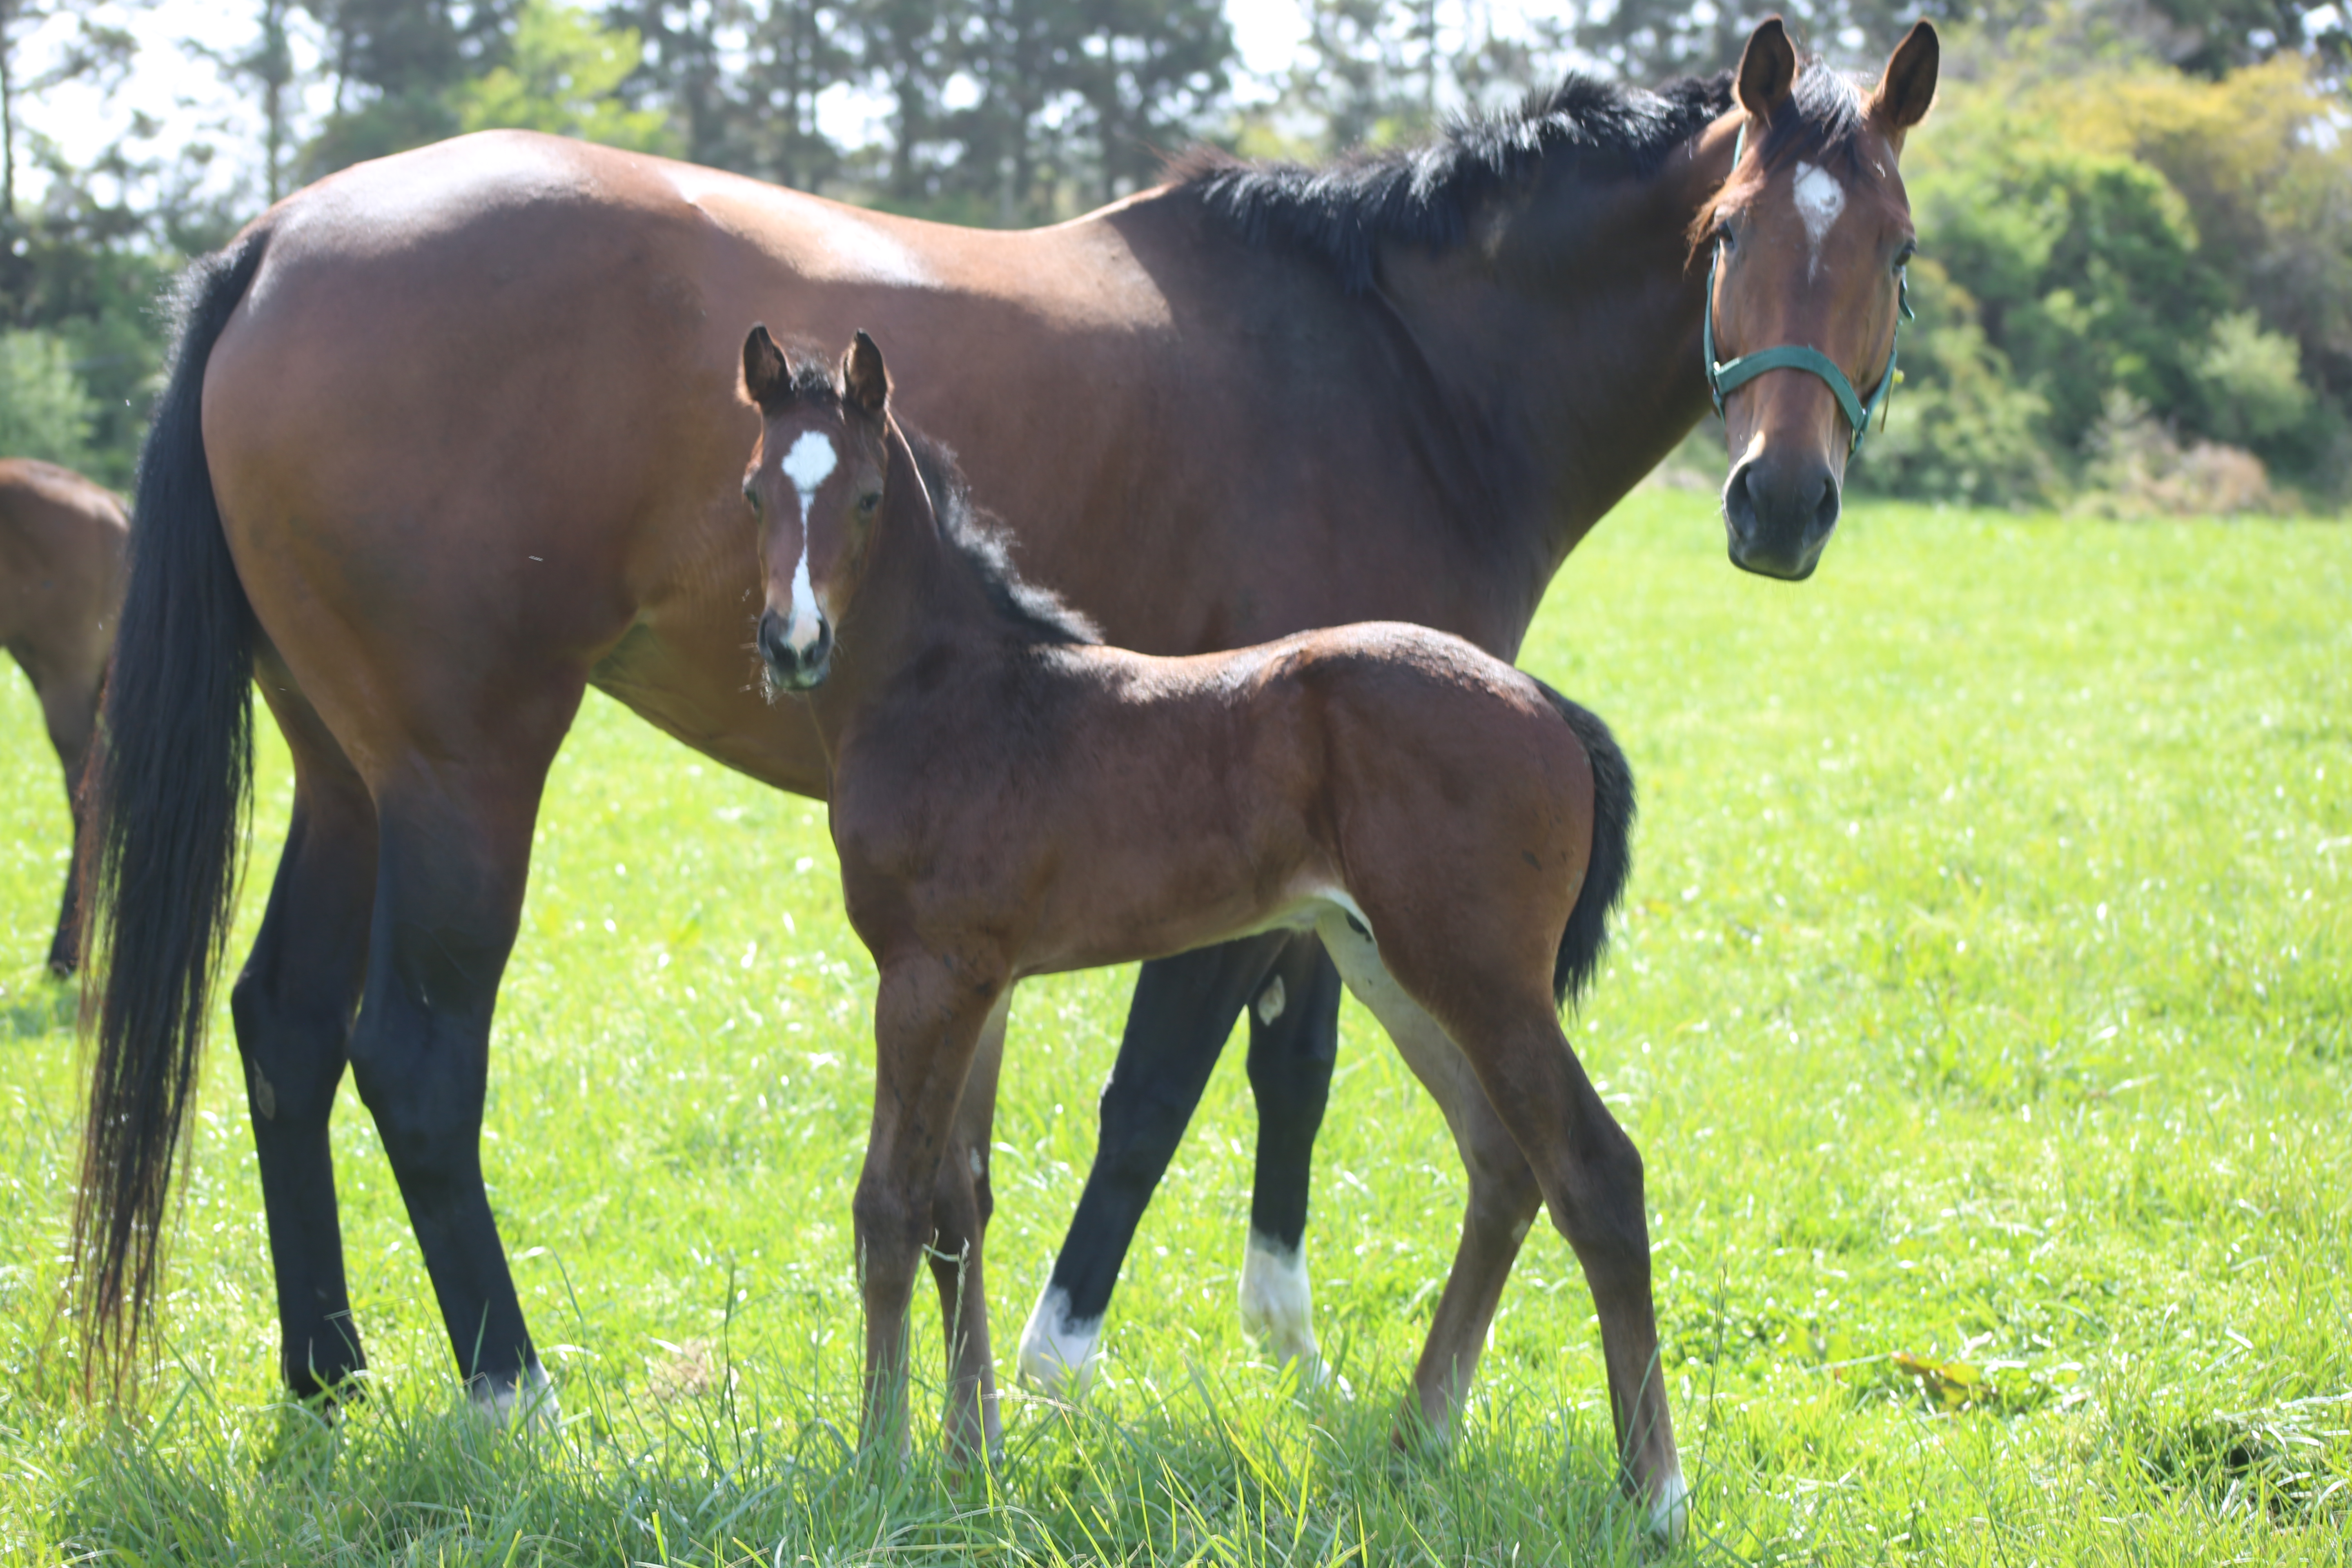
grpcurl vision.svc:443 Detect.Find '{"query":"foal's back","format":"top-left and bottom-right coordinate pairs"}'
top-left (832, 618), bottom-right (1595, 989)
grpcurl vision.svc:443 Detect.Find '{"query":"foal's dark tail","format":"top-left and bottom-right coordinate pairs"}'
top-left (72, 230), bottom-right (269, 1381)
top-left (1533, 681), bottom-right (1636, 1009)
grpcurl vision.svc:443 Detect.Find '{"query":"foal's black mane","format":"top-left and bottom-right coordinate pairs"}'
top-left (1171, 72), bottom-right (1734, 294)
top-left (757, 361), bottom-right (1101, 646)
top-left (902, 430), bottom-right (1101, 647)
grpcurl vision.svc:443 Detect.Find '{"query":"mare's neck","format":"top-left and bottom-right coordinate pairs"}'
top-left (1382, 114), bottom-right (1739, 593)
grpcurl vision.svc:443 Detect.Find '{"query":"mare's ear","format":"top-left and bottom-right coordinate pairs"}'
top-left (1871, 21), bottom-right (1938, 138)
top-left (1736, 16), bottom-right (1797, 124)
top-left (844, 329), bottom-right (889, 415)
top-left (743, 324), bottom-right (791, 411)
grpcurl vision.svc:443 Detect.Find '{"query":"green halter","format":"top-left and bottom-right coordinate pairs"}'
top-left (1703, 124), bottom-right (1913, 459)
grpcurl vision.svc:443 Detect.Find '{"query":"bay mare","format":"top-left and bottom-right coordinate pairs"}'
top-left (0, 459), bottom-right (126, 975)
top-left (73, 16), bottom-right (1938, 1425)
top-left (739, 325), bottom-right (1679, 1525)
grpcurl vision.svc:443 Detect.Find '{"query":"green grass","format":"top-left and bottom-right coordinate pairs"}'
top-left (0, 494), bottom-right (2345, 1564)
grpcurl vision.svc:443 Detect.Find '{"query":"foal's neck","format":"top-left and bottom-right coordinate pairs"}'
top-left (803, 435), bottom-right (1018, 739)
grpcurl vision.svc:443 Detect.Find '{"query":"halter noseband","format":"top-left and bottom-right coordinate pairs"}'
top-left (1703, 123), bottom-right (1913, 459)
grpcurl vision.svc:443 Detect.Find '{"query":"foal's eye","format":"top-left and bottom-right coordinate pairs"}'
top-left (858, 490), bottom-right (881, 514)
top-left (743, 481), bottom-right (761, 517)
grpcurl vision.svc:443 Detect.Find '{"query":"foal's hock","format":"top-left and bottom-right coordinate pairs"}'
top-left (740, 326), bottom-right (1684, 1536)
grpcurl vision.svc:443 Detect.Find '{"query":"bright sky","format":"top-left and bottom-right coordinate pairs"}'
top-left (15, 0), bottom-right (1552, 207)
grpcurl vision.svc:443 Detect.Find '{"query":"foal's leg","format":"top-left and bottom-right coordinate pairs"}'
top-left (230, 677), bottom-right (380, 1399)
top-left (1317, 911), bottom-right (1683, 1532)
top-left (1018, 933), bottom-right (1289, 1395)
top-left (927, 990), bottom-right (1009, 1459)
top-left (1239, 935), bottom-right (1342, 1378)
top-left (1311, 914), bottom-right (1541, 1438)
top-left (344, 698), bottom-right (580, 1421)
top-left (860, 951), bottom-right (1006, 1454)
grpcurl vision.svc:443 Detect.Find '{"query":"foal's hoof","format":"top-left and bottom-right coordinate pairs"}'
top-left (1646, 1466), bottom-right (1691, 1542)
top-left (469, 1362), bottom-right (562, 1432)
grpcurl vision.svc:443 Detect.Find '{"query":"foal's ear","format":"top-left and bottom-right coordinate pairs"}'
top-left (1871, 21), bottom-right (1938, 138)
top-left (1736, 15), bottom-right (1797, 124)
top-left (742, 324), bottom-right (791, 411)
top-left (844, 330), bottom-right (890, 416)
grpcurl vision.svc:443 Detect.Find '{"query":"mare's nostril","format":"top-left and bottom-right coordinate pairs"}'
top-left (1813, 472), bottom-right (1841, 537)
top-left (1722, 461), bottom-right (1758, 540)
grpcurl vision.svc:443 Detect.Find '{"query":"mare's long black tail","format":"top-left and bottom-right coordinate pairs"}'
top-left (73, 229), bottom-right (269, 1379)
top-left (1533, 681), bottom-right (1636, 1009)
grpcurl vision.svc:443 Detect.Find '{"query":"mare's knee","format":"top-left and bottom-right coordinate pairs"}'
top-left (229, 969), bottom-right (352, 1126)
top-left (1093, 1070), bottom-right (1201, 1182)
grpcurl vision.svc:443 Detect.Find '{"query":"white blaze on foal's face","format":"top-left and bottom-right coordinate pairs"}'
top-left (778, 428), bottom-right (837, 652)
top-left (1791, 161), bottom-right (1847, 278)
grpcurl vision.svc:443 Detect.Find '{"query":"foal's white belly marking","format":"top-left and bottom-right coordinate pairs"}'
top-left (1792, 162), bottom-right (1846, 278)
top-left (779, 430), bottom-right (836, 650)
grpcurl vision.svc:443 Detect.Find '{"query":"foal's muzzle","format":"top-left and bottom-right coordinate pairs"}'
top-left (758, 606), bottom-right (833, 689)
top-left (1723, 454), bottom-right (1840, 581)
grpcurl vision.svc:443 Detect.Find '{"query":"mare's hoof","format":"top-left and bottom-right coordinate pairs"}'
top-left (1016, 1285), bottom-right (1102, 1401)
top-left (470, 1362), bottom-right (561, 1432)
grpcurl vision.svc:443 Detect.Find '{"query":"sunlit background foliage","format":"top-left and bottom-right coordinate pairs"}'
top-left (0, 0), bottom-right (2346, 507)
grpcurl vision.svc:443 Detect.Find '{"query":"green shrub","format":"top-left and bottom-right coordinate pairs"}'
top-left (0, 330), bottom-right (97, 472)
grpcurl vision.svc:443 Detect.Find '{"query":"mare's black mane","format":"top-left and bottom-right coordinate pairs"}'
top-left (903, 430), bottom-right (1101, 647)
top-left (1171, 72), bottom-right (1734, 294)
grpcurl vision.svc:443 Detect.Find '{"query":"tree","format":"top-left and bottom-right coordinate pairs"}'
top-left (301, 0), bottom-right (521, 177)
top-left (452, 0), bottom-right (677, 151)
top-left (0, 0), bottom-right (138, 223)
top-left (0, 327), bottom-right (94, 468)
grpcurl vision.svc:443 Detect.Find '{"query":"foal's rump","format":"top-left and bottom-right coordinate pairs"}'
top-left (1269, 621), bottom-right (1631, 1022)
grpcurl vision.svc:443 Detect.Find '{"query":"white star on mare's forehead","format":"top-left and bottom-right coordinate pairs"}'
top-left (1792, 161), bottom-right (1847, 276)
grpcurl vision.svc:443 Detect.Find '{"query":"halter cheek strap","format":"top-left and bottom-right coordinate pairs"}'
top-left (1704, 123), bottom-right (1913, 459)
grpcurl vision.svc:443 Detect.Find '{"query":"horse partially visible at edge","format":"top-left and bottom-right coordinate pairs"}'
top-left (0, 459), bottom-right (126, 975)
top-left (70, 16), bottom-right (1937, 1431)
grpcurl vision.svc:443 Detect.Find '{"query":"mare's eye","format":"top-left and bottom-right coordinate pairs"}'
top-left (858, 490), bottom-right (881, 514)
top-left (1894, 241), bottom-right (1917, 272)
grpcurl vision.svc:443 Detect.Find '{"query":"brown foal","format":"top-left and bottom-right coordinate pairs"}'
top-left (740, 327), bottom-right (1682, 1533)
top-left (0, 459), bottom-right (126, 974)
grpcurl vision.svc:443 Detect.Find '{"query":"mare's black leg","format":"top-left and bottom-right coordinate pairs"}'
top-left (231, 777), bottom-right (379, 1398)
top-left (1016, 930), bottom-right (1339, 1393)
top-left (1238, 938), bottom-right (1343, 1374)
top-left (345, 776), bottom-right (553, 1417)
top-left (231, 678), bottom-right (381, 1399)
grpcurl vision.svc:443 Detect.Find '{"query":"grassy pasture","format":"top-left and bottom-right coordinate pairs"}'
top-left (0, 493), bottom-right (2345, 1564)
